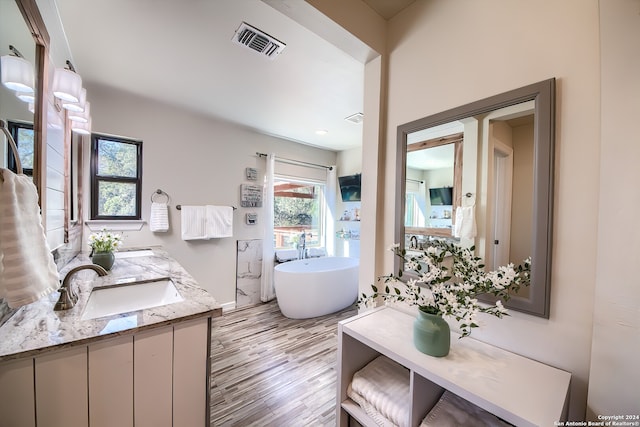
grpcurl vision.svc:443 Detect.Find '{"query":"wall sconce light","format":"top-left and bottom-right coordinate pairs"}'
top-left (16, 90), bottom-right (35, 103)
top-left (62, 87), bottom-right (86, 112)
top-left (71, 118), bottom-right (91, 135)
top-left (68, 101), bottom-right (90, 123)
top-left (52, 60), bottom-right (82, 102)
top-left (1, 45), bottom-right (34, 93)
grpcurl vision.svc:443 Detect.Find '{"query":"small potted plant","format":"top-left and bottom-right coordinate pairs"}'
top-left (88, 229), bottom-right (123, 271)
top-left (358, 240), bottom-right (530, 357)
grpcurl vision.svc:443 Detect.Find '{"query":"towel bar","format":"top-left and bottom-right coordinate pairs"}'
top-left (176, 205), bottom-right (237, 210)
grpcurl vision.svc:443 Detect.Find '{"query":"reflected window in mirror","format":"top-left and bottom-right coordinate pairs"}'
top-left (6, 120), bottom-right (34, 176)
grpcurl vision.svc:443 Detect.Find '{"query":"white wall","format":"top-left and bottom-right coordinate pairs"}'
top-left (83, 83), bottom-right (336, 306)
top-left (384, 0), bottom-right (601, 419)
top-left (587, 0), bottom-right (640, 418)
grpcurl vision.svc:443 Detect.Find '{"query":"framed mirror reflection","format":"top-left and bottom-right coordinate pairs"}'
top-left (395, 78), bottom-right (555, 318)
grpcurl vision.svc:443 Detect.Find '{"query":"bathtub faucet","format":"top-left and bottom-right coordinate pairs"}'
top-left (298, 231), bottom-right (307, 259)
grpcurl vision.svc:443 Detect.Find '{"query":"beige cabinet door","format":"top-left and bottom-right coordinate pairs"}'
top-left (35, 346), bottom-right (88, 427)
top-left (173, 317), bottom-right (209, 426)
top-left (88, 335), bottom-right (134, 427)
top-left (0, 357), bottom-right (36, 427)
top-left (134, 326), bottom-right (173, 427)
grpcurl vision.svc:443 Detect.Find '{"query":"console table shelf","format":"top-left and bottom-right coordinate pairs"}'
top-left (336, 307), bottom-right (571, 427)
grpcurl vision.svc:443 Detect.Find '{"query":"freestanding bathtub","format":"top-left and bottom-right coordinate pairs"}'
top-left (274, 257), bottom-right (359, 319)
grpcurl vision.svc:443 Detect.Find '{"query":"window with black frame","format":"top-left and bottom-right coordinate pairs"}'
top-left (90, 133), bottom-right (142, 220)
top-left (6, 121), bottom-right (34, 177)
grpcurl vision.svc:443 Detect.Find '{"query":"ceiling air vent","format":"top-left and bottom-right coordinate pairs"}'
top-left (345, 113), bottom-right (364, 124)
top-left (233, 22), bottom-right (286, 60)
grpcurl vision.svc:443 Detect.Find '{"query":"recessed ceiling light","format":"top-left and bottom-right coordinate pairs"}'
top-left (315, 129), bottom-right (328, 135)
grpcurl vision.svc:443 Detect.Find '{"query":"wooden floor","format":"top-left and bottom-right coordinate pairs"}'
top-left (210, 300), bottom-right (358, 426)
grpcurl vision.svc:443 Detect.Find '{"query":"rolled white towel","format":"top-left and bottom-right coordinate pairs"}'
top-left (275, 249), bottom-right (298, 262)
top-left (149, 202), bottom-right (169, 232)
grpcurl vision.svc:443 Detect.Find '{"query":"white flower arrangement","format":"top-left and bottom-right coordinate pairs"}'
top-left (358, 240), bottom-right (531, 338)
top-left (88, 229), bottom-right (123, 253)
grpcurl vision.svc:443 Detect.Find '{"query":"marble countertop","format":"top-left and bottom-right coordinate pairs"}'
top-left (0, 247), bottom-right (222, 362)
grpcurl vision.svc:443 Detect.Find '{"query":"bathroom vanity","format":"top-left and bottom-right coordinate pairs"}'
top-left (336, 307), bottom-right (571, 427)
top-left (0, 248), bottom-right (222, 427)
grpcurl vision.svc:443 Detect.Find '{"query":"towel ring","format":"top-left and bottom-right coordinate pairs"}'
top-left (151, 189), bottom-right (170, 204)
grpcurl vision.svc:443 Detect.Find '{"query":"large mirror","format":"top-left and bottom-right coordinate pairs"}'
top-left (395, 79), bottom-right (555, 318)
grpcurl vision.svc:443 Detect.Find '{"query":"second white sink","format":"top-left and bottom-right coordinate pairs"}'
top-left (81, 278), bottom-right (183, 320)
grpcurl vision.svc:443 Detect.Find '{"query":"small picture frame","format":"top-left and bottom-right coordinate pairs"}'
top-left (240, 184), bottom-right (263, 207)
top-left (245, 167), bottom-right (258, 181)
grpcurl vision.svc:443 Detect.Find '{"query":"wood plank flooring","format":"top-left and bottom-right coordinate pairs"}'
top-left (210, 300), bottom-right (358, 426)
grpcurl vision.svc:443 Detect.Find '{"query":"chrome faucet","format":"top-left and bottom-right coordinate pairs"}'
top-left (298, 231), bottom-right (307, 259)
top-left (54, 264), bottom-right (108, 311)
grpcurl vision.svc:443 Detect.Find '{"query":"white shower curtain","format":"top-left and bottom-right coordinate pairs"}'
top-left (325, 166), bottom-right (337, 256)
top-left (260, 153), bottom-right (276, 302)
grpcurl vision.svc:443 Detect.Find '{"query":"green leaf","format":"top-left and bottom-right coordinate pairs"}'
top-left (371, 285), bottom-right (378, 293)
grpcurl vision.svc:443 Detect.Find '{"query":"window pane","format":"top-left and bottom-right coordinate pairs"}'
top-left (97, 139), bottom-right (138, 178)
top-left (274, 180), bottom-right (323, 249)
top-left (17, 128), bottom-right (34, 169)
top-left (98, 181), bottom-right (137, 216)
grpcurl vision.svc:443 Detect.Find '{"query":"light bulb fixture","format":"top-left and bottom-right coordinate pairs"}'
top-left (16, 90), bottom-right (35, 103)
top-left (71, 118), bottom-right (91, 135)
top-left (52, 60), bottom-right (82, 102)
top-left (69, 101), bottom-right (90, 123)
top-left (62, 87), bottom-right (86, 112)
top-left (1, 45), bottom-right (35, 93)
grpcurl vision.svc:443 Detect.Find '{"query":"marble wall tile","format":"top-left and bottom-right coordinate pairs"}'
top-left (236, 239), bottom-right (263, 308)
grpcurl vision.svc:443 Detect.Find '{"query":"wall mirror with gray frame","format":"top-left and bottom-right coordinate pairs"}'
top-left (395, 78), bottom-right (555, 318)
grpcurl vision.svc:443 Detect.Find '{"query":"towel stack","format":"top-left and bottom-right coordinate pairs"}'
top-left (181, 205), bottom-right (233, 240)
top-left (149, 202), bottom-right (169, 232)
top-left (0, 168), bottom-right (60, 308)
top-left (347, 356), bottom-right (412, 427)
top-left (348, 355), bottom-right (511, 427)
top-left (421, 391), bottom-right (511, 426)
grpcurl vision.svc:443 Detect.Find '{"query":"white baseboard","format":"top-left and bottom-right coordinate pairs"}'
top-left (220, 301), bottom-right (237, 312)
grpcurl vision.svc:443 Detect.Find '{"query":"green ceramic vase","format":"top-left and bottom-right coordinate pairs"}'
top-left (413, 309), bottom-right (450, 357)
top-left (92, 251), bottom-right (115, 271)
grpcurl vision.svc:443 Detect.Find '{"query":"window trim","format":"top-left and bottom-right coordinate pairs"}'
top-left (90, 133), bottom-right (143, 220)
top-left (6, 120), bottom-right (34, 176)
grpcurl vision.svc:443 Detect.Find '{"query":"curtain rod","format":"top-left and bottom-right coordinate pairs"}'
top-left (406, 178), bottom-right (424, 184)
top-left (256, 152), bottom-right (333, 171)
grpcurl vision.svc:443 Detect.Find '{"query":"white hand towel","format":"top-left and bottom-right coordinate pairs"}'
top-left (180, 205), bottom-right (207, 240)
top-left (454, 206), bottom-right (477, 239)
top-left (205, 205), bottom-right (233, 238)
top-left (0, 168), bottom-right (60, 308)
top-left (149, 202), bottom-right (169, 232)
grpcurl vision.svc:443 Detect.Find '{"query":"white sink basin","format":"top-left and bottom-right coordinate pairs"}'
top-left (81, 278), bottom-right (183, 320)
top-left (114, 249), bottom-right (154, 259)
